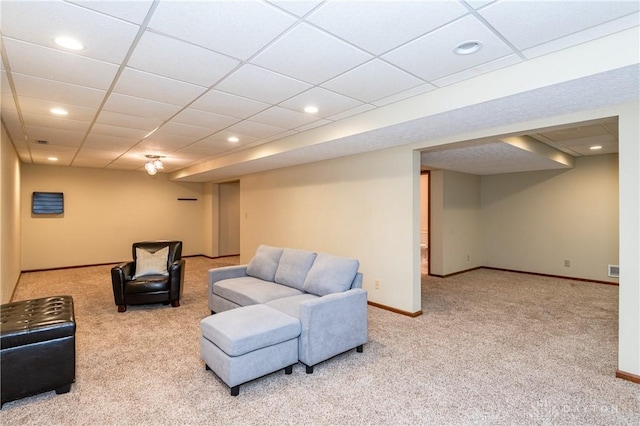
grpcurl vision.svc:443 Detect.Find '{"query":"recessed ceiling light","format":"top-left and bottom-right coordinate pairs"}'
top-left (590, 145), bottom-right (603, 150)
top-left (50, 108), bottom-right (68, 116)
top-left (454, 40), bottom-right (482, 55)
top-left (228, 136), bottom-right (240, 143)
top-left (54, 36), bottom-right (85, 51)
top-left (48, 157), bottom-right (58, 161)
top-left (304, 106), bottom-right (319, 114)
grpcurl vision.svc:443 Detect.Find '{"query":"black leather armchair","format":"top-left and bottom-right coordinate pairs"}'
top-left (111, 241), bottom-right (185, 313)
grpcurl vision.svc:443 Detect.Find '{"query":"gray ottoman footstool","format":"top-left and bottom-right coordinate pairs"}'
top-left (200, 304), bottom-right (300, 396)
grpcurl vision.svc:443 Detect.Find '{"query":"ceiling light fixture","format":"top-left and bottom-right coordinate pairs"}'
top-left (590, 145), bottom-right (603, 150)
top-left (54, 36), bottom-right (85, 51)
top-left (48, 157), bottom-right (58, 161)
top-left (144, 155), bottom-right (164, 175)
top-left (454, 40), bottom-right (482, 55)
top-left (304, 106), bottom-right (319, 114)
top-left (50, 108), bottom-right (68, 116)
top-left (228, 136), bottom-right (239, 143)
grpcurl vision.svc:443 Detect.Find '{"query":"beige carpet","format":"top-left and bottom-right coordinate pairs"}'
top-left (1, 257), bottom-right (639, 425)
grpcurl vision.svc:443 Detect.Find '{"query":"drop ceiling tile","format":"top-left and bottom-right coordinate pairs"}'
top-left (1, 1), bottom-right (140, 64)
top-left (326, 104), bottom-right (376, 121)
top-left (463, 0), bottom-right (496, 9)
top-left (223, 120), bottom-right (288, 139)
top-left (296, 119), bottom-right (332, 132)
top-left (479, 0), bottom-right (640, 51)
top-left (71, 157), bottom-right (114, 168)
top-left (25, 126), bottom-right (85, 147)
top-left (17, 96), bottom-right (96, 122)
top-left (432, 54), bottom-right (522, 87)
top-left (91, 122), bottom-right (149, 140)
top-left (105, 156), bottom-right (147, 171)
top-left (114, 68), bottom-right (207, 106)
top-left (83, 133), bottom-right (139, 150)
top-left (172, 108), bottom-right (239, 132)
top-left (251, 23), bottom-right (372, 84)
top-left (307, 1), bottom-right (468, 55)
top-left (73, 148), bottom-right (124, 162)
top-left (521, 13), bottom-right (640, 59)
top-left (279, 87), bottom-right (363, 118)
top-left (30, 145), bottom-right (77, 165)
top-left (543, 123), bottom-right (611, 141)
top-left (127, 31), bottom-right (241, 87)
top-left (372, 83), bottom-right (437, 107)
top-left (148, 0), bottom-right (296, 60)
top-left (322, 59), bottom-right (425, 103)
top-left (199, 131), bottom-right (259, 147)
top-left (176, 139), bottom-right (238, 156)
top-left (603, 120), bottom-right (619, 138)
top-left (67, 0), bottom-right (154, 25)
top-left (95, 110), bottom-right (162, 132)
top-left (22, 112), bottom-right (90, 134)
top-left (102, 93), bottom-right (182, 121)
top-left (216, 64), bottom-right (312, 104)
top-left (155, 122), bottom-right (214, 140)
top-left (382, 15), bottom-right (515, 82)
top-left (250, 106), bottom-right (319, 129)
top-left (10, 73), bottom-right (106, 109)
top-left (254, 130), bottom-right (298, 144)
top-left (190, 90), bottom-right (270, 119)
top-left (135, 135), bottom-right (196, 152)
top-left (3, 38), bottom-right (119, 90)
top-left (267, 0), bottom-right (323, 17)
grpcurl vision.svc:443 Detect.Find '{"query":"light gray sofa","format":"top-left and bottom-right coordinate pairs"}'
top-left (208, 245), bottom-right (368, 373)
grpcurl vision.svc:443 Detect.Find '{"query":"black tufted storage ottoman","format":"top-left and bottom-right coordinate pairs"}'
top-left (0, 295), bottom-right (76, 408)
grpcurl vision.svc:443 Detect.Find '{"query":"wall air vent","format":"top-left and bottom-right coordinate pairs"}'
top-left (608, 264), bottom-right (619, 278)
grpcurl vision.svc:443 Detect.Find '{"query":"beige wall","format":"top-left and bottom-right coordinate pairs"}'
top-left (21, 165), bottom-right (207, 270)
top-left (428, 156), bottom-right (618, 282)
top-left (429, 170), bottom-right (483, 276)
top-left (240, 146), bottom-right (421, 313)
top-left (218, 181), bottom-right (240, 256)
top-left (481, 154), bottom-right (619, 282)
top-left (1, 131), bottom-right (22, 303)
top-left (442, 171), bottom-right (483, 274)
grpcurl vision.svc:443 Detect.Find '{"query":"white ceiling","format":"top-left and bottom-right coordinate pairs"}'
top-left (1, 0), bottom-right (638, 179)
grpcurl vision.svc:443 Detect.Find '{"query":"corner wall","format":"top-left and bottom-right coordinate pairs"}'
top-left (21, 165), bottom-right (207, 270)
top-left (1, 130), bottom-right (22, 303)
top-left (481, 154), bottom-right (619, 282)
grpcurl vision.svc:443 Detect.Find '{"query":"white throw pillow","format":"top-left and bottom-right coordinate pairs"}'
top-left (133, 246), bottom-right (169, 279)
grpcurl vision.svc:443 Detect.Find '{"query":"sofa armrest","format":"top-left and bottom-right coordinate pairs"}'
top-left (298, 288), bottom-right (368, 368)
top-left (111, 261), bottom-right (134, 305)
top-left (169, 259), bottom-right (186, 301)
top-left (208, 265), bottom-right (248, 287)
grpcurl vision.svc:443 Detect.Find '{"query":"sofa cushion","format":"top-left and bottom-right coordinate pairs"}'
top-left (265, 294), bottom-right (319, 319)
top-left (274, 248), bottom-right (317, 290)
top-left (246, 245), bottom-right (283, 282)
top-left (302, 253), bottom-right (359, 296)
top-left (214, 276), bottom-right (304, 306)
top-left (133, 246), bottom-right (169, 279)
